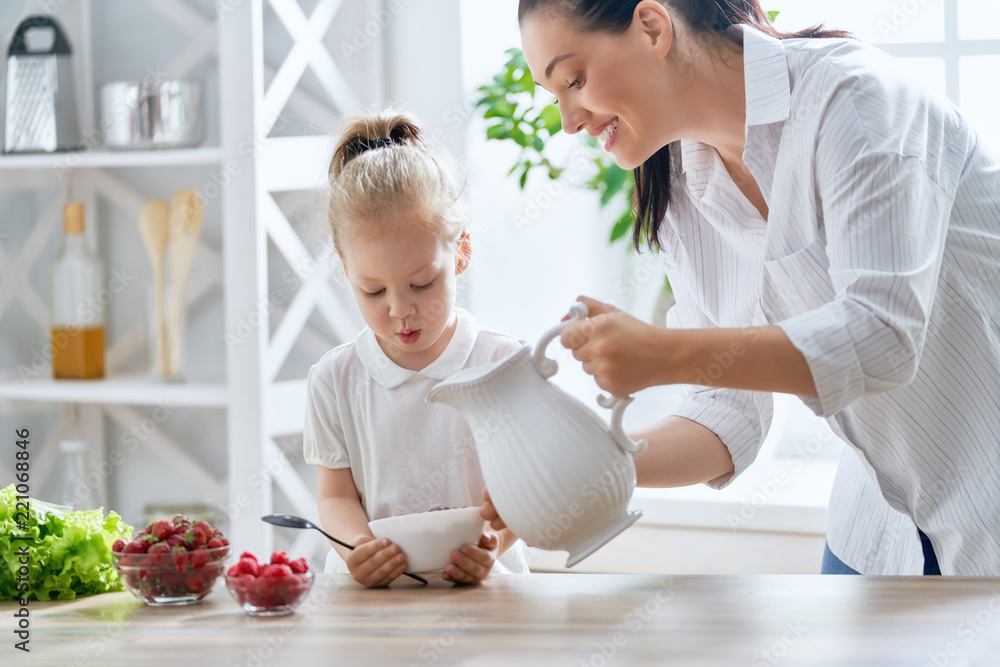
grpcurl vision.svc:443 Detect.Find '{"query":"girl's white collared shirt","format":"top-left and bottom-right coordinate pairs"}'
top-left (662, 26), bottom-right (1000, 574)
top-left (303, 308), bottom-right (530, 574)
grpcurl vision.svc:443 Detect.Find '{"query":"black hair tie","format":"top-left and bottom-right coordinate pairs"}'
top-left (373, 136), bottom-right (394, 149)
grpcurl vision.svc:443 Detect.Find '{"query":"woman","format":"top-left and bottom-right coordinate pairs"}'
top-left (491, 0), bottom-right (1000, 575)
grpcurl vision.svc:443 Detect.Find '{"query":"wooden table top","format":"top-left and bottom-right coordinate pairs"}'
top-left (5, 573), bottom-right (1000, 666)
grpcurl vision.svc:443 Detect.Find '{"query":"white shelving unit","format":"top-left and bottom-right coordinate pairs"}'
top-left (0, 0), bottom-right (378, 563)
top-left (0, 148), bottom-right (224, 170)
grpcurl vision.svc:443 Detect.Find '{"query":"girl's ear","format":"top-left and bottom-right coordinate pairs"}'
top-left (456, 232), bottom-right (472, 275)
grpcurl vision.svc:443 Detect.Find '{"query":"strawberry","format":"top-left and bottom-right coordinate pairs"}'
top-left (112, 538), bottom-right (127, 553)
top-left (124, 540), bottom-right (148, 555)
top-left (289, 558), bottom-right (309, 574)
top-left (147, 542), bottom-right (172, 567)
top-left (153, 519), bottom-right (174, 541)
top-left (161, 572), bottom-right (183, 589)
top-left (206, 537), bottom-right (224, 550)
top-left (185, 573), bottom-right (206, 592)
top-left (170, 548), bottom-right (190, 573)
top-left (270, 551), bottom-right (291, 566)
top-left (190, 549), bottom-right (210, 570)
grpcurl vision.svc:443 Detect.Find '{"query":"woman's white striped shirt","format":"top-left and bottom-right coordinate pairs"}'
top-left (661, 26), bottom-right (1000, 575)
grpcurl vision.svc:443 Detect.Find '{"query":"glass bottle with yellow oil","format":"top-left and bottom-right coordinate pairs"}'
top-left (50, 201), bottom-right (105, 379)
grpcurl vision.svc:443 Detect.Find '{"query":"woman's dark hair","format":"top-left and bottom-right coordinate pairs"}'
top-left (518, 0), bottom-right (852, 251)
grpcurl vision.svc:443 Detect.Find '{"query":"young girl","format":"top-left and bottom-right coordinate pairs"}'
top-left (303, 110), bottom-right (529, 587)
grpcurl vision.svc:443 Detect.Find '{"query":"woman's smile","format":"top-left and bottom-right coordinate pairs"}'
top-left (594, 117), bottom-right (620, 150)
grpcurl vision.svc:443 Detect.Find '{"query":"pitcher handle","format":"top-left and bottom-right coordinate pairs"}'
top-left (532, 301), bottom-right (589, 379)
top-left (533, 302), bottom-right (648, 456)
top-left (597, 395), bottom-right (648, 454)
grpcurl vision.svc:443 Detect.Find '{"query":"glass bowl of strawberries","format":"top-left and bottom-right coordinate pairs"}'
top-left (111, 515), bottom-right (230, 606)
top-left (226, 551), bottom-right (313, 617)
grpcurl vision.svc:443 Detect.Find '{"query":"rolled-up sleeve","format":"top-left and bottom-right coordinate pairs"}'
top-left (664, 276), bottom-right (773, 489)
top-left (779, 152), bottom-right (953, 417)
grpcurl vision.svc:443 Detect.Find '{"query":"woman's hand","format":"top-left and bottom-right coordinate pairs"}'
top-left (560, 295), bottom-right (664, 396)
top-left (345, 535), bottom-right (409, 588)
top-left (442, 532), bottom-right (498, 584)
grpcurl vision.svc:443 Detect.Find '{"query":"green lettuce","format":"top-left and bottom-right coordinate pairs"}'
top-left (0, 484), bottom-right (134, 600)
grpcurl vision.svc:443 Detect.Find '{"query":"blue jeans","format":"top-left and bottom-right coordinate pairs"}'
top-left (821, 530), bottom-right (941, 575)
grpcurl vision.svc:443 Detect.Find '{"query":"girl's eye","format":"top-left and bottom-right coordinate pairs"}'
top-left (568, 76), bottom-right (582, 90)
top-left (362, 288), bottom-right (384, 298)
top-left (412, 281), bottom-right (434, 292)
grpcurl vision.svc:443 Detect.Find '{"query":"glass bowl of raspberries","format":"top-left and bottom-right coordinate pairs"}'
top-left (226, 551), bottom-right (313, 617)
top-left (111, 515), bottom-right (230, 606)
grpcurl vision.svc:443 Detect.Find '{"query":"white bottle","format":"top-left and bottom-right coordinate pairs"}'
top-left (59, 439), bottom-right (90, 510)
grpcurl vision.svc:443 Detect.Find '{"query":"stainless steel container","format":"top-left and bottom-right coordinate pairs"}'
top-left (4, 16), bottom-right (80, 153)
top-left (99, 80), bottom-right (203, 150)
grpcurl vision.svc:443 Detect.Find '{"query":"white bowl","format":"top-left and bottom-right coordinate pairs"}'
top-left (368, 507), bottom-right (485, 573)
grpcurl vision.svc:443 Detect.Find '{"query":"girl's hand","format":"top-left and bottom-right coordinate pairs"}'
top-left (560, 295), bottom-right (663, 396)
top-left (442, 532), bottom-right (498, 584)
top-left (481, 488), bottom-right (507, 531)
top-left (345, 535), bottom-right (408, 588)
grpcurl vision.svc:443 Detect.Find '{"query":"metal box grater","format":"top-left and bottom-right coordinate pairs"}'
top-left (4, 15), bottom-right (80, 153)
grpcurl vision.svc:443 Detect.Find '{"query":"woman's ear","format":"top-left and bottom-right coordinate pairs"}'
top-left (634, 0), bottom-right (673, 58)
top-left (456, 232), bottom-right (472, 275)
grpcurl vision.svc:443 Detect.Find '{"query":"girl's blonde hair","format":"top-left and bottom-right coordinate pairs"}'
top-left (327, 109), bottom-right (468, 253)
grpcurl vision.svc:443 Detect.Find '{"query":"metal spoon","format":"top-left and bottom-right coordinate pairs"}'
top-left (260, 514), bottom-right (428, 585)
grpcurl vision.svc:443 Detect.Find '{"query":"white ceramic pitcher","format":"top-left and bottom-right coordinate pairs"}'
top-left (427, 302), bottom-right (647, 567)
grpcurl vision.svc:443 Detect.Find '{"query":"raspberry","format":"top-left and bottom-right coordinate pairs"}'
top-left (153, 519), bottom-right (174, 541)
top-left (239, 551), bottom-right (258, 562)
top-left (206, 537), bottom-right (224, 550)
top-left (236, 557), bottom-right (261, 577)
top-left (261, 564), bottom-right (293, 578)
top-left (289, 558), bottom-right (309, 574)
top-left (270, 551), bottom-right (291, 566)
top-left (226, 563), bottom-right (242, 578)
top-left (190, 549), bottom-right (210, 570)
top-left (112, 539), bottom-right (127, 553)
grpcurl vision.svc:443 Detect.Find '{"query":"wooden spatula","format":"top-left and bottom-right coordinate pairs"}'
top-left (138, 198), bottom-right (171, 377)
top-left (165, 188), bottom-right (206, 378)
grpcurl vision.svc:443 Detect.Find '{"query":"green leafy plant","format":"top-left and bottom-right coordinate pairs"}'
top-left (475, 12), bottom-right (779, 295)
top-left (0, 485), bottom-right (134, 600)
top-left (475, 48), bottom-right (635, 245)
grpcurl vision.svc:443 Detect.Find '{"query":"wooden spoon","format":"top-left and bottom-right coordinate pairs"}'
top-left (138, 199), bottom-right (171, 377)
top-left (166, 188), bottom-right (206, 378)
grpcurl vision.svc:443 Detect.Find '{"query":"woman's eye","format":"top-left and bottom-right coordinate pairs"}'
top-left (568, 76), bottom-right (582, 90)
top-left (413, 281), bottom-right (434, 292)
